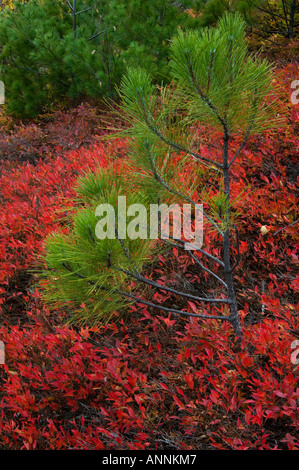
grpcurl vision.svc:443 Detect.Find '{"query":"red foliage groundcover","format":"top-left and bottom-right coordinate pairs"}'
top-left (0, 64), bottom-right (298, 450)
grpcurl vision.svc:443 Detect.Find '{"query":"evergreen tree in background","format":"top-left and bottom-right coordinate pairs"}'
top-left (0, 0), bottom-right (199, 117)
top-left (193, 0), bottom-right (298, 39)
top-left (0, 0), bottom-right (102, 116)
top-left (105, 0), bottom-right (198, 84)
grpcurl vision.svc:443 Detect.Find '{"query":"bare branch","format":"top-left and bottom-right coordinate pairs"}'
top-left (66, 0), bottom-right (74, 12)
top-left (116, 290), bottom-right (230, 321)
top-left (186, 248), bottom-right (228, 288)
top-left (116, 266), bottom-right (230, 304)
top-left (87, 29), bottom-right (108, 41)
top-left (229, 120), bottom-right (255, 167)
top-left (162, 235), bottom-right (224, 267)
top-left (76, 6), bottom-right (92, 16)
top-left (273, 219), bottom-right (299, 236)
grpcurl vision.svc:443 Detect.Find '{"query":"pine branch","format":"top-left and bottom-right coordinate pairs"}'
top-left (148, 154), bottom-right (224, 237)
top-left (186, 58), bottom-right (229, 135)
top-left (228, 104), bottom-right (258, 167)
top-left (76, 6), bottom-right (93, 16)
top-left (228, 126), bottom-right (252, 167)
top-left (115, 266), bottom-right (231, 304)
top-left (66, 0), bottom-right (74, 12)
top-left (273, 219), bottom-right (299, 236)
top-left (115, 290), bottom-right (230, 321)
top-left (186, 248), bottom-right (228, 288)
top-left (87, 29), bottom-right (108, 41)
top-left (161, 236), bottom-right (225, 268)
top-left (136, 92), bottom-right (223, 169)
top-left (115, 228), bottom-right (140, 275)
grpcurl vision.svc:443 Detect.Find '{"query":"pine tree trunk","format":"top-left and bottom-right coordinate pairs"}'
top-left (223, 135), bottom-right (243, 342)
top-left (224, 254), bottom-right (243, 340)
top-left (73, 0), bottom-right (77, 38)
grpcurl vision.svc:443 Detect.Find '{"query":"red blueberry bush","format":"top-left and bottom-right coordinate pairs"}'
top-left (0, 103), bottom-right (113, 164)
top-left (0, 64), bottom-right (298, 450)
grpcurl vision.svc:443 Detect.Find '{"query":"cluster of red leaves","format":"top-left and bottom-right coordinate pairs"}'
top-left (0, 303), bottom-right (298, 450)
top-left (0, 65), bottom-right (298, 450)
top-left (0, 103), bottom-right (114, 164)
top-left (0, 133), bottom-right (125, 322)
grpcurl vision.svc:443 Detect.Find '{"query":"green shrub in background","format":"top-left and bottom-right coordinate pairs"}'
top-left (193, 0), bottom-right (298, 39)
top-left (0, 0), bottom-right (200, 117)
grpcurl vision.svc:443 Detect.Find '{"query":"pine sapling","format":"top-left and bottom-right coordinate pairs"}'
top-left (41, 14), bottom-right (281, 343)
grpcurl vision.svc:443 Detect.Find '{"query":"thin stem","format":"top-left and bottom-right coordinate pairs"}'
top-left (162, 236), bottom-right (224, 267)
top-left (115, 228), bottom-right (140, 275)
top-left (66, 0), bottom-right (74, 12)
top-left (116, 266), bottom-right (230, 304)
top-left (87, 29), bottom-right (108, 41)
top-left (228, 116), bottom-right (256, 168)
top-left (186, 57), bottom-right (229, 135)
top-left (76, 6), bottom-right (92, 15)
top-left (186, 249), bottom-right (228, 288)
top-left (137, 93), bottom-right (223, 169)
top-left (116, 289), bottom-right (230, 321)
top-left (148, 154), bottom-right (224, 237)
top-left (273, 219), bottom-right (299, 236)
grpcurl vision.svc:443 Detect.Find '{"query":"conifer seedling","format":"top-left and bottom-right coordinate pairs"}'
top-left (42, 14), bottom-right (280, 342)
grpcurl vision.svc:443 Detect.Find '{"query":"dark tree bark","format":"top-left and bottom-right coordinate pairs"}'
top-left (288, 0), bottom-right (297, 38)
